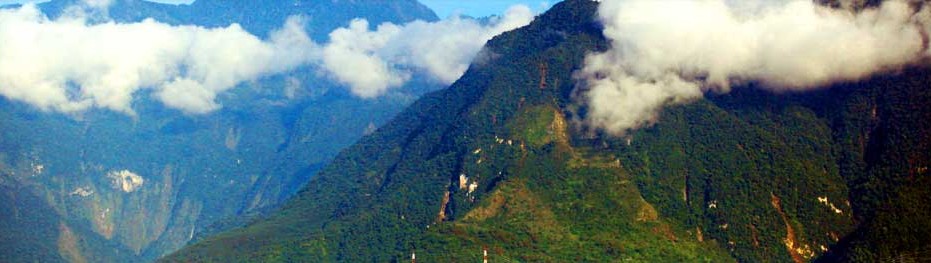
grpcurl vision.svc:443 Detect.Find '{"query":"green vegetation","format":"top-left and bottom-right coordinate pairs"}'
top-left (163, 0), bottom-right (931, 262)
top-left (414, 103), bottom-right (733, 262)
top-left (813, 70), bottom-right (931, 262)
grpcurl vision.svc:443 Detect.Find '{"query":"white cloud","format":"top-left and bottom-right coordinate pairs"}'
top-left (0, 4), bottom-right (316, 115)
top-left (576, 0), bottom-right (931, 135)
top-left (321, 19), bottom-right (408, 99)
top-left (320, 5), bottom-right (535, 98)
top-left (0, 3), bottom-right (535, 115)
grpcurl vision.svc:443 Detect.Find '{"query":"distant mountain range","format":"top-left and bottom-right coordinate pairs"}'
top-left (163, 0), bottom-right (931, 262)
top-left (32, 0), bottom-right (438, 39)
top-left (0, 0), bottom-right (440, 262)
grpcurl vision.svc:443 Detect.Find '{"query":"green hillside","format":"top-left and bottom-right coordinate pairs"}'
top-left (164, 0), bottom-right (931, 262)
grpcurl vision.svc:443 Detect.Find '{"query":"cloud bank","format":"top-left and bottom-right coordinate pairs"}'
top-left (320, 5), bottom-right (535, 98)
top-left (0, 4), bottom-right (535, 115)
top-left (0, 4), bottom-right (316, 115)
top-left (576, 0), bottom-right (931, 135)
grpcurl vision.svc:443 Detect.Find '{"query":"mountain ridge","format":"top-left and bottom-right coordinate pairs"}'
top-left (27, 0), bottom-right (439, 40)
top-left (164, 0), bottom-right (931, 262)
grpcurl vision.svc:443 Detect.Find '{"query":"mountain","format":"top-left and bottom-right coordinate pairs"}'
top-left (183, 0), bottom-right (437, 39)
top-left (0, 172), bottom-right (136, 263)
top-left (0, 0), bottom-right (439, 262)
top-left (34, 0), bottom-right (438, 39)
top-left (163, 0), bottom-right (931, 262)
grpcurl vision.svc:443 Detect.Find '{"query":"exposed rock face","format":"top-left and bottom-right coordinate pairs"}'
top-left (107, 170), bottom-right (144, 193)
top-left (436, 191), bottom-right (450, 222)
top-left (459, 174), bottom-right (469, 190)
top-left (70, 187), bottom-right (94, 197)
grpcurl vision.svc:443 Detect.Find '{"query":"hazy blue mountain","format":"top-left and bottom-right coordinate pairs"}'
top-left (34, 0), bottom-right (438, 39)
top-left (163, 0), bottom-right (931, 262)
top-left (0, 0), bottom-right (440, 261)
top-left (0, 171), bottom-right (137, 263)
top-left (183, 0), bottom-right (438, 39)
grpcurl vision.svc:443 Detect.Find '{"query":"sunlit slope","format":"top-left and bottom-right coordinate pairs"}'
top-left (165, 0), bottom-right (931, 262)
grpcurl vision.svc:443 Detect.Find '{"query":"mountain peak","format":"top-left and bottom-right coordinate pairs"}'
top-left (164, 0), bottom-right (931, 261)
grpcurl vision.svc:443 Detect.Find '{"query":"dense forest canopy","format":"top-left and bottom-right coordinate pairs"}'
top-left (164, 0), bottom-right (931, 262)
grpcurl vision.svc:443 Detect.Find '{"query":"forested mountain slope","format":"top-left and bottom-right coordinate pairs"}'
top-left (164, 0), bottom-right (930, 262)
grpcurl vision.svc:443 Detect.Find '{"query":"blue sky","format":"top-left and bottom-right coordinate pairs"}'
top-left (419, 0), bottom-right (553, 18)
top-left (0, 0), bottom-right (555, 18)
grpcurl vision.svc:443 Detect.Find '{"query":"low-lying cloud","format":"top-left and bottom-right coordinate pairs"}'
top-left (576, 0), bottom-right (931, 135)
top-left (320, 5), bottom-right (535, 98)
top-left (0, 4), bottom-right (315, 115)
top-left (0, 3), bottom-right (535, 115)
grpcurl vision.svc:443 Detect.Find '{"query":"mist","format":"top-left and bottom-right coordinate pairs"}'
top-left (576, 0), bottom-right (931, 136)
